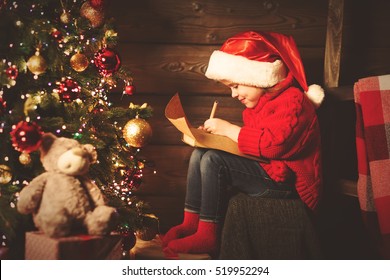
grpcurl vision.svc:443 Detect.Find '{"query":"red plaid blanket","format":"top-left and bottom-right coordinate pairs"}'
top-left (354, 74), bottom-right (390, 235)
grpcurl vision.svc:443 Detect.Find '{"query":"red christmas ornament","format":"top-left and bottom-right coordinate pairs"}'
top-left (124, 84), bottom-right (136, 95)
top-left (94, 47), bottom-right (121, 77)
top-left (89, 0), bottom-right (106, 9)
top-left (5, 65), bottom-right (18, 80)
top-left (10, 121), bottom-right (43, 153)
top-left (121, 231), bottom-right (136, 251)
top-left (0, 97), bottom-right (6, 116)
top-left (57, 78), bottom-right (81, 102)
top-left (51, 29), bottom-right (63, 43)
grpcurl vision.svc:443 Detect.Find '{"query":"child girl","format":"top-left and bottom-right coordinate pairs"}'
top-left (162, 31), bottom-right (324, 258)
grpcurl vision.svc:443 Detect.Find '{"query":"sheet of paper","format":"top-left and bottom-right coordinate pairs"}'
top-left (165, 93), bottom-right (267, 162)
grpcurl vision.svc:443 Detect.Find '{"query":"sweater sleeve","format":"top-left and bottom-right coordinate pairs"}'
top-left (238, 88), bottom-right (315, 159)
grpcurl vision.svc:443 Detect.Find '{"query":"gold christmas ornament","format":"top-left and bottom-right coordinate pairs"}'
top-left (136, 214), bottom-right (159, 241)
top-left (60, 10), bottom-right (71, 24)
top-left (19, 152), bottom-right (32, 165)
top-left (26, 51), bottom-right (47, 75)
top-left (136, 227), bottom-right (158, 241)
top-left (123, 118), bottom-right (152, 148)
top-left (0, 164), bottom-right (12, 185)
top-left (70, 53), bottom-right (89, 72)
top-left (80, 2), bottom-right (105, 28)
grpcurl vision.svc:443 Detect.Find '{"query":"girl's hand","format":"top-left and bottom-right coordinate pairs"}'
top-left (203, 118), bottom-right (229, 135)
top-left (203, 118), bottom-right (241, 142)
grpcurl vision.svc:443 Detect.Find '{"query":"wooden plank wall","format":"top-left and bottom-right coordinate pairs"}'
top-left (107, 0), bottom-right (390, 257)
top-left (341, 0), bottom-right (390, 85)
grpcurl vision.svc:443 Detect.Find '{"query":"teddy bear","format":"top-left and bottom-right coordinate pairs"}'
top-left (17, 132), bottom-right (118, 238)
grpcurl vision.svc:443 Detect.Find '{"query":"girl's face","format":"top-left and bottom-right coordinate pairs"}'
top-left (221, 80), bottom-right (265, 108)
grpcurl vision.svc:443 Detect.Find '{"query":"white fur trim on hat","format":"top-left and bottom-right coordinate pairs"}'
top-left (305, 84), bottom-right (324, 108)
top-left (205, 50), bottom-right (287, 88)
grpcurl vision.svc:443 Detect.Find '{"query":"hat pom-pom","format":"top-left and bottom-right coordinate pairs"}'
top-left (305, 84), bottom-right (324, 108)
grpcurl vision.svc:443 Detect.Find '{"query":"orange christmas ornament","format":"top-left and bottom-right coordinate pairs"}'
top-left (80, 2), bottom-right (105, 28)
top-left (70, 53), bottom-right (89, 72)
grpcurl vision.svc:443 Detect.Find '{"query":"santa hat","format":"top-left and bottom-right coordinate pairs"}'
top-left (205, 31), bottom-right (324, 107)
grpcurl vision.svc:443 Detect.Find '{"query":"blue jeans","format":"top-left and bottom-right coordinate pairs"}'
top-left (184, 148), bottom-right (298, 223)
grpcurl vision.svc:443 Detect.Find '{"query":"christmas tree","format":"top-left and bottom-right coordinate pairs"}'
top-left (0, 0), bottom-right (155, 258)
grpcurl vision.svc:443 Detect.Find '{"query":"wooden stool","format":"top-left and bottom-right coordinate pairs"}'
top-left (219, 193), bottom-right (322, 259)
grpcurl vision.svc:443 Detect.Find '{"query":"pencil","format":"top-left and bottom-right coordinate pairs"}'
top-left (209, 100), bottom-right (218, 118)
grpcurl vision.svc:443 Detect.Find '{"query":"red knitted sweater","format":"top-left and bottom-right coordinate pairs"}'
top-left (237, 73), bottom-right (322, 210)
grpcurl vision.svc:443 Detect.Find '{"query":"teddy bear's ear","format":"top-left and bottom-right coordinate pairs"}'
top-left (83, 144), bottom-right (98, 164)
top-left (39, 133), bottom-right (57, 156)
